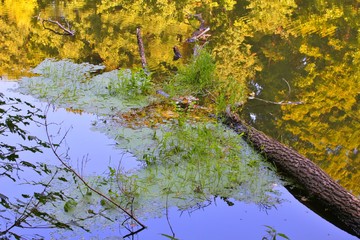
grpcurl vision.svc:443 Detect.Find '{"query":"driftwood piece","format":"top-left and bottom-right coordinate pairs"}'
top-left (223, 107), bottom-right (360, 237)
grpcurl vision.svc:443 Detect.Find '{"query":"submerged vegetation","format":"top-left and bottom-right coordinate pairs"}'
top-left (19, 59), bottom-right (153, 114)
top-left (139, 122), bottom-right (281, 206)
top-left (4, 48), bottom-right (282, 238)
top-left (18, 47), bottom-right (249, 119)
top-left (37, 122), bottom-right (281, 238)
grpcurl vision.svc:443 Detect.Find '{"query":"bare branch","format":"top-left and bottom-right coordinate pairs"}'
top-left (2, 168), bottom-right (62, 235)
top-left (282, 78), bottom-right (291, 98)
top-left (43, 104), bottom-right (146, 230)
top-left (36, 14), bottom-right (75, 36)
top-left (250, 97), bottom-right (304, 105)
top-left (165, 192), bottom-right (176, 238)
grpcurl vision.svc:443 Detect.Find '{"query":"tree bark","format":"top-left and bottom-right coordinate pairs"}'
top-left (222, 107), bottom-right (360, 237)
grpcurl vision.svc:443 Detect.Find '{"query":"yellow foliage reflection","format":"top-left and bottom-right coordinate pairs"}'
top-left (277, 2), bottom-right (360, 195)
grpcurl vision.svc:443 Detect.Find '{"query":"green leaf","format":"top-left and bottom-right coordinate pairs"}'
top-left (161, 233), bottom-right (179, 240)
top-left (21, 194), bottom-right (31, 198)
top-left (27, 135), bottom-right (37, 141)
top-left (100, 199), bottom-right (106, 206)
top-left (277, 233), bottom-right (290, 239)
top-left (58, 177), bottom-right (68, 182)
top-left (54, 221), bottom-right (72, 230)
top-left (0, 193), bottom-right (9, 202)
top-left (64, 199), bottom-right (78, 213)
top-left (20, 161), bottom-right (36, 169)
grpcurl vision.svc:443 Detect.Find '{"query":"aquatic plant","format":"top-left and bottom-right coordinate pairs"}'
top-left (262, 225), bottom-right (290, 240)
top-left (93, 118), bottom-right (282, 208)
top-left (215, 76), bottom-right (247, 113)
top-left (108, 68), bottom-right (152, 99)
top-left (141, 122), bottom-right (281, 206)
top-left (166, 48), bottom-right (217, 98)
top-left (18, 59), bottom-right (152, 115)
top-left (42, 121), bottom-right (282, 238)
top-left (166, 48), bottom-right (248, 113)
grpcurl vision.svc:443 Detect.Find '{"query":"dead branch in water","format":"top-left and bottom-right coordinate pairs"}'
top-left (247, 78), bottom-right (302, 105)
top-left (43, 104), bottom-right (146, 233)
top-left (36, 14), bottom-right (75, 36)
top-left (249, 97), bottom-right (304, 105)
top-left (185, 13), bottom-right (211, 56)
top-left (187, 27), bottom-right (210, 43)
top-left (136, 27), bottom-right (148, 71)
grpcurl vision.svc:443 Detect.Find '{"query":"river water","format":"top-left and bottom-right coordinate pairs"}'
top-left (0, 0), bottom-right (359, 239)
top-left (0, 80), bottom-right (355, 240)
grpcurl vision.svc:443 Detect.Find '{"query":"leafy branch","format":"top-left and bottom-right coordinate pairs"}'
top-left (1, 167), bottom-right (72, 239)
top-left (0, 94), bottom-right (50, 180)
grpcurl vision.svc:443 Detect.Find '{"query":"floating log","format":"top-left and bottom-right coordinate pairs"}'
top-left (223, 107), bottom-right (360, 238)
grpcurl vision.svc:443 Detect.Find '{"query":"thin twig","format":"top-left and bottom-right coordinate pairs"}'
top-left (54, 126), bottom-right (72, 152)
top-left (165, 193), bottom-right (176, 238)
top-left (281, 78), bottom-right (291, 99)
top-left (43, 104), bottom-right (146, 230)
top-left (250, 97), bottom-right (304, 105)
top-left (2, 168), bottom-right (61, 235)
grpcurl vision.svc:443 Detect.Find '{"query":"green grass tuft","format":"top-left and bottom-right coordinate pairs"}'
top-left (166, 48), bottom-right (217, 98)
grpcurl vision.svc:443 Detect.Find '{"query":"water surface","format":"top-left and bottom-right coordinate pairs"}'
top-left (1, 0), bottom-right (359, 239)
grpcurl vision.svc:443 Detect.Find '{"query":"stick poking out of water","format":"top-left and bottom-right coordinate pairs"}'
top-left (136, 27), bottom-right (148, 71)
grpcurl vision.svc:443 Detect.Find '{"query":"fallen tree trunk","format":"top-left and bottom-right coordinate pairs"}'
top-left (223, 107), bottom-right (360, 237)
